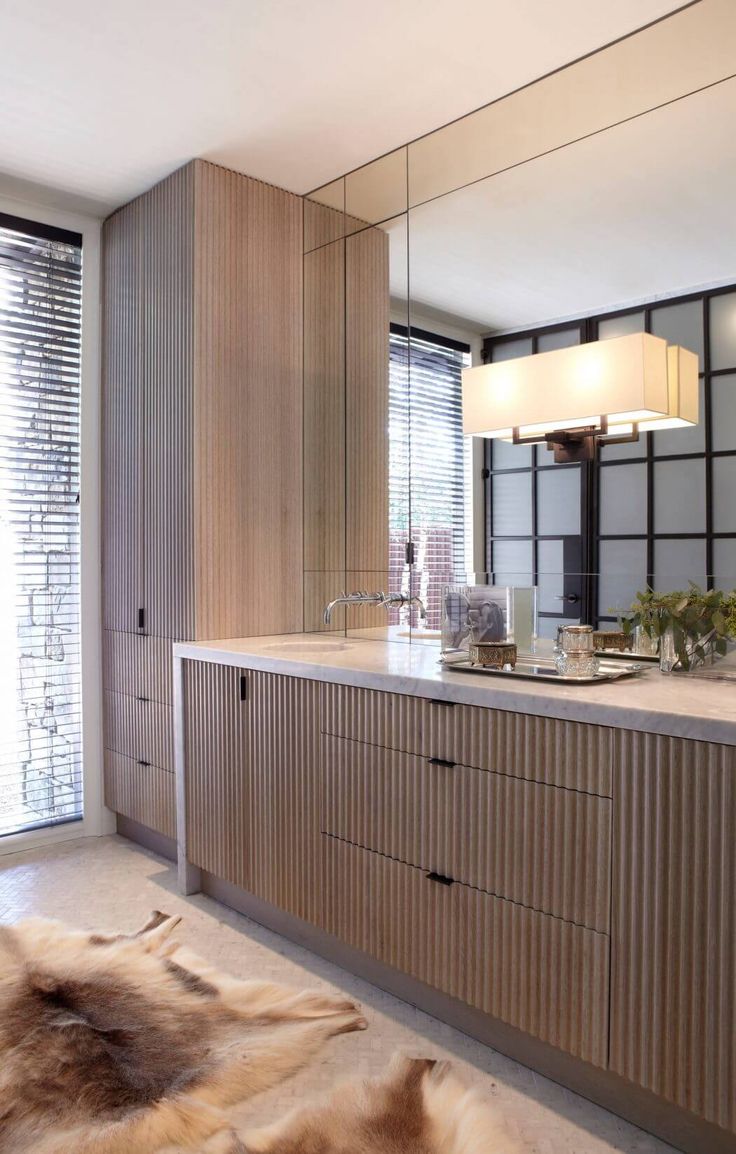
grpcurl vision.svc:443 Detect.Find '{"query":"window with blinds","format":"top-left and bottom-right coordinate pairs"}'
top-left (0, 213), bottom-right (83, 837)
top-left (389, 325), bottom-right (471, 629)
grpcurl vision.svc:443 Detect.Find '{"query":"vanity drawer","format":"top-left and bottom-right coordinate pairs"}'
top-left (323, 836), bottom-right (609, 1067)
top-left (322, 734), bottom-right (610, 932)
top-left (104, 750), bottom-right (176, 839)
top-left (103, 631), bottom-right (174, 705)
top-left (321, 683), bottom-right (612, 795)
top-left (103, 691), bottom-right (174, 773)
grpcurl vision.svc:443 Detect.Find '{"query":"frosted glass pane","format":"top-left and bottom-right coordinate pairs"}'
top-left (491, 337), bottom-right (533, 362)
top-left (537, 328), bottom-right (580, 353)
top-left (650, 300), bottom-right (704, 369)
top-left (713, 457), bottom-right (736, 533)
top-left (598, 312), bottom-right (645, 339)
top-left (711, 374), bottom-right (736, 452)
top-left (536, 540), bottom-right (569, 615)
top-left (599, 435), bottom-right (647, 462)
top-left (492, 471), bottom-right (532, 535)
top-left (492, 438), bottom-right (532, 468)
top-left (653, 539), bottom-right (706, 592)
top-left (537, 616), bottom-right (576, 640)
top-left (653, 378), bottom-right (705, 456)
top-left (492, 538), bottom-right (533, 585)
top-left (598, 540), bottom-right (648, 618)
top-left (537, 467), bottom-right (580, 535)
top-left (599, 463), bottom-right (647, 535)
top-left (653, 458), bottom-right (706, 534)
top-left (713, 538), bottom-right (736, 590)
top-left (709, 292), bottom-right (736, 371)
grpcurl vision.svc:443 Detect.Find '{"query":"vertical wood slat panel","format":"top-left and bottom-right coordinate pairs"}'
top-left (102, 200), bottom-right (144, 633)
top-left (193, 160), bottom-right (303, 640)
top-left (610, 731), bottom-right (736, 1130)
top-left (321, 734), bottom-right (611, 933)
top-left (321, 684), bottom-right (612, 795)
top-left (345, 225), bottom-right (389, 575)
top-left (324, 836), bottom-right (609, 1067)
top-left (104, 750), bottom-right (175, 839)
top-left (103, 691), bottom-right (174, 773)
top-left (184, 660), bottom-right (251, 888)
top-left (143, 163), bottom-right (195, 640)
top-left (103, 630), bottom-right (174, 705)
top-left (248, 670), bottom-right (322, 926)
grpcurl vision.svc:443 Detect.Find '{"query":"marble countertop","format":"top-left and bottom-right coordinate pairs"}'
top-left (173, 633), bottom-right (736, 745)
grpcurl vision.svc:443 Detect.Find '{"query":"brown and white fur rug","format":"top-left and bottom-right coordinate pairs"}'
top-left (0, 912), bottom-right (521, 1154)
top-left (0, 911), bottom-right (366, 1154)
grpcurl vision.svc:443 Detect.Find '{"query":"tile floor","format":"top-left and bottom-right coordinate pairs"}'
top-left (0, 834), bottom-right (676, 1154)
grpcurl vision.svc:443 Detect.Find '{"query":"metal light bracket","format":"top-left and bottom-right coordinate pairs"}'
top-left (511, 417), bottom-right (640, 463)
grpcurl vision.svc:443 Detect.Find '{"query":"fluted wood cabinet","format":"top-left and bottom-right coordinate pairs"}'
top-left (178, 665), bottom-right (736, 1154)
top-left (102, 160), bottom-right (303, 839)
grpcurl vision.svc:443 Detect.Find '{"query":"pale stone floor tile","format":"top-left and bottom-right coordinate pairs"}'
top-left (0, 834), bottom-right (677, 1154)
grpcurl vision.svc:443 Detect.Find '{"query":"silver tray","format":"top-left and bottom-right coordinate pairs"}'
top-left (596, 647), bottom-right (659, 663)
top-left (443, 654), bottom-right (645, 684)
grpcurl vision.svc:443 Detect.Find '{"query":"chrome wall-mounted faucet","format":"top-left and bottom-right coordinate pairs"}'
top-left (323, 589), bottom-right (427, 626)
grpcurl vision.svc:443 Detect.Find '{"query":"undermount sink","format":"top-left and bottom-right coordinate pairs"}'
top-left (263, 640), bottom-right (352, 654)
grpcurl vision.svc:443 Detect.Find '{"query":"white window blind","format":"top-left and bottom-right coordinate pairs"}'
top-left (0, 213), bottom-right (83, 837)
top-left (389, 325), bottom-right (471, 628)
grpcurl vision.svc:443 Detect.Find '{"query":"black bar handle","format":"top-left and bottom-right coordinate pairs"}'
top-left (137, 607), bottom-right (146, 630)
top-left (428, 757), bottom-right (456, 769)
top-left (427, 871), bottom-right (454, 886)
top-left (137, 759), bottom-right (151, 767)
top-left (136, 696), bottom-right (149, 703)
top-left (428, 698), bottom-right (455, 707)
top-left (239, 674), bottom-right (247, 701)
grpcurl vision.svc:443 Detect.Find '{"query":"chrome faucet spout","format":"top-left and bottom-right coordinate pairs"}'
top-left (323, 590), bottom-right (385, 626)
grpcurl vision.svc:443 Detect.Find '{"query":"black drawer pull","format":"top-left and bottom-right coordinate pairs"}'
top-left (428, 698), bottom-right (455, 707)
top-left (239, 674), bottom-right (247, 701)
top-left (137, 607), bottom-right (146, 630)
top-left (137, 759), bottom-right (151, 767)
top-left (136, 696), bottom-right (149, 703)
top-left (428, 756), bottom-right (455, 769)
top-left (427, 871), bottom-right (454, 886)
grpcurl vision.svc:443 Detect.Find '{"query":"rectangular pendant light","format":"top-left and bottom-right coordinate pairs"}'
top-left (462, 332), bottom-right (672, 440)
top-left (636, 344), bottom-right (699, 432)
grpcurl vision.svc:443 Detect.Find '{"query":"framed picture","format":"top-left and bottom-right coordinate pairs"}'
top-left (442, 585), bottom-right (510, 652)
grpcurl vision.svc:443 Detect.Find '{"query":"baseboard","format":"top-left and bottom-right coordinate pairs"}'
top-left (200, 871), bottom-right (736, 1154)
top-left (116, 814), bottom-right (176, 862)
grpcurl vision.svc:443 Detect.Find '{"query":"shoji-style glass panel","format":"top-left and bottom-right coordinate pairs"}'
top-left (599, 436), bottom-right (647, 462)
top-left (536, 327), bottom-right (580, 353)
top-left (653, 378), bottom-right (706, 456)
top-left (536, 539), bottom-right (565, 614)
top-left (599, 463), bottom-right (647, 536)
top-left (490, 337), bottom-right (533, 362)
top-left (492, 439), bottom-right (532, 469)
top-left (598, 540), bottom-right (648, 619)
top-left (653, 458), bottom-right (706, 535)
top-left (709, 292), bottom-right (736, 370)
top-left (650, 299), bottom-right (704, 368)
top-left (713, 538), bottom-right (736, 589)
top-left (713, 456), bottom-right (736, 533)
top-left (653, 538), bottom-right (707, 591)
top-left (598, 312), bottom-right (645, 339)
top-left (491, 538), bottom-right (533, 586)
top-left (537, 467), bottom-right (580, 536)
top-left (711, 373), bottom-right (736, 451)
top-left (491, 471), bottom-right (532, 536)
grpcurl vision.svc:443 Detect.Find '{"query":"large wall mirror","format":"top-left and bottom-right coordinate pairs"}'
top-left (303, 0), bottom-right (736, 642)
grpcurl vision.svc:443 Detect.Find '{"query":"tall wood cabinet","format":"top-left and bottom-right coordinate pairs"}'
top-left (102, 160), bottom-right (303, 839)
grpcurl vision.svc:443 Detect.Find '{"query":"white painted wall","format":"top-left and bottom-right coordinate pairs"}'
top-left (0, 183), bottom-right (112, 855)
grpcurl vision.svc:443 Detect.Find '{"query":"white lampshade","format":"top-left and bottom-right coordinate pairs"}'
top-left (637, 345), bottom-right (699, 432)
top-left (462, 333), bottom-right (674, 440)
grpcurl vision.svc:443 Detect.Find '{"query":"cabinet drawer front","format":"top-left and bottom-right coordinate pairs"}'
top-left (321, 684), bottom-right (611, 795)
top-left (103, 631), bottom-right (174, 704)
top-left (322, 734), bottom-right (610, 932)
top-left (103, 691), bottom-right (173, 772)
top-left (104, 750), bottom-right (175, 839)
top-left (324, 837), bottom-right (609, 1067)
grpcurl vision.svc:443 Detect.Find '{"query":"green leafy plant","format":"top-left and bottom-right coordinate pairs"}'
top-left (621, 583), bottom-right (736, 671)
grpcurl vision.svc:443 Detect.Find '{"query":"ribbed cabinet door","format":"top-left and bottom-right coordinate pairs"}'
top-left (248, 670), bottom-right (322, 926)
top-left (184, 660), bottom-right (252, 889)
top-left (142, 164), bottom-right (196, 639)
top-left (610, 732), bottom-right (736, 1130)
top-left (102, 200), bottom-right (144, 633)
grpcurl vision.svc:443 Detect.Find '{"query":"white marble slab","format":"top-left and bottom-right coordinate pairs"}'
top-left (173, 634), bottom-right (736, 746)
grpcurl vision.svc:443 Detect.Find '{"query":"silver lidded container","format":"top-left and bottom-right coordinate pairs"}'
top-left (555, 624), bottom-right (599, 677)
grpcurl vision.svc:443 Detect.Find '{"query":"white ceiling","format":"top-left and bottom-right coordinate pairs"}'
top-left (402, 77), bottom-right (736, 332)
top-left (0, 0), bottom-right (686, 215)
